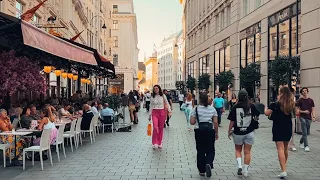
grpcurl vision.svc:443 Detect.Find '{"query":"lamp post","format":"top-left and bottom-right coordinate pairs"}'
top-left (89, 15), bottom-right (107, 48)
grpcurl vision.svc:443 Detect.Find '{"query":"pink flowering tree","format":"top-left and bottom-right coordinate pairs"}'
top-left (0, 51), bottom-right (47, 96)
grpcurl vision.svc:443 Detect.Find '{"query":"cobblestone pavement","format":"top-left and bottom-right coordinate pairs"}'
top-left (1, 104), bottom-right (320, 180)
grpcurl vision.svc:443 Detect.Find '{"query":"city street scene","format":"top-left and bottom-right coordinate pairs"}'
top-left (0, 0), bottom-right (320, 179)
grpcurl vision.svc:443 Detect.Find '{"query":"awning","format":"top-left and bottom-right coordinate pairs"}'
top-left (21, 21), bottom-right (97, 65)
top-left (0, 12), bottom-right (100, 74)
top-left (59, 37), bottom-right (115, 75)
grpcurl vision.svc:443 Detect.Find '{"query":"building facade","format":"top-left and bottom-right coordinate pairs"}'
top-left (144, 57), bottom-right (158, 91)
top-left (157, 31), bottom-right (182, 90)
top-left (108, 0), bottom-right (139, 94)
top-left (184, 0), bottom-right (320, 119)
top-left (177, 33), bottom-right (185, 82)
top-left (0, 0), bottom-right (111, 97)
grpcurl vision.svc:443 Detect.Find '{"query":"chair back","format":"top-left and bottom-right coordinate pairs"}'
top-left (40, 129), bottom-right (51, 150)
top-left (92, 115), bottom-right (99, 126)
top-left (69, 119), bottom-right (77, 135)
top-left (56, 124), bottom-right (66, 144)
top-left (102, 116), bottom-right (113, 124)
top-left (75, 117), bottom-right (82, 133)
top-left (90, 116), bottom-right (97, 130)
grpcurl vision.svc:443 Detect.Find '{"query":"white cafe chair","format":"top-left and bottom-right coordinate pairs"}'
top-left (80, 117), bottom-right (95, 144)
top-left (63, 119), bottom-right (77, 152)
top-left (23, 129), bottom-right (53, 170)
top-left (92, 115), bottom-right (100, 136)
top-left (75, 117), bottom-right (83, 148)
top-left (0, 144), bottom-right (11, 167)
top-left (55, 124), bottom-right (66, 161)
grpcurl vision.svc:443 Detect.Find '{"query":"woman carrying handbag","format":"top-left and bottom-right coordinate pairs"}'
top-left (148, 85), bottom-right (171, 149)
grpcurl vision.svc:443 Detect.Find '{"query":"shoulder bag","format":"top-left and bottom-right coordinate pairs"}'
top-left (195, 107), bottom-right (213, 130)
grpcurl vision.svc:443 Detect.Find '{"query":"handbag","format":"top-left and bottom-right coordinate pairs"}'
top-left (195, 107), bottom-right (213, 130)
top-left (147, 122), bottom-right (152, 136)
top-left (251, 116), bottom-right (259, 129)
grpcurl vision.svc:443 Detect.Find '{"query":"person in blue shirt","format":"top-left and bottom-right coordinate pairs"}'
top-left (214, 92), bottom-right (224, 127)
top-left (100, 103), bottom-right (114, 117)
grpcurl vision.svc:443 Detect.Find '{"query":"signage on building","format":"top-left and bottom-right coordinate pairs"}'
top-left (268, 1), bottom-right (301, 27)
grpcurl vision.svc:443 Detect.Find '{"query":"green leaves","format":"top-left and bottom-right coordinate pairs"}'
top-left (198, 73), bottom-right (212, 90)
top-left (268, 56), bottom-right (300, 88)
top-left (239, 63), bottom-right (261, 90)
top-left (102, 95), bottom-right (122, 110)
top-left (186, 76), bottom-right (196, 91)
top-left (175, 81), bottom-right (186, 91)
top-left (215, 70), bottom-right (234, 92)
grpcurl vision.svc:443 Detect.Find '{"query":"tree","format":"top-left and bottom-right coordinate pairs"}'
top-left (239, 63), bottom-right (262, 98)
top-left (215, 70), bottom-right (234, 92)
top-left (269, 56), bottom-right (300, 90)
top-left (186, 76), bottom-right (196, 93)
top-left (198, 73), bottom-right (212, 90)
top-left (0, 51), bottom-right (46, 96)
top-left (175, 81), bottom-right (186, 94)
top-left (102, 95), bottom-right (122, 110)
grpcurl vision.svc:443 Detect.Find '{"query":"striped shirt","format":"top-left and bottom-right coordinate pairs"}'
top-left (191, 105), bottom-right (218, 129)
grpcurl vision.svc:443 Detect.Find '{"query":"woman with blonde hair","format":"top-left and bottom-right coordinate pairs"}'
top-left (184, 93), bottom-right (194, 131)
top-left (265, 86), bottom-right (295, 178)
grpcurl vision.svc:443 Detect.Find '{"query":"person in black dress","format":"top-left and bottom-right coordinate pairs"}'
top-left (265, 86), bottom-right (295, 178)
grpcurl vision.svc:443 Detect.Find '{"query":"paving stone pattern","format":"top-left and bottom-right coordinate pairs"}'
top-left (1, 104), bottom-right (320, 180)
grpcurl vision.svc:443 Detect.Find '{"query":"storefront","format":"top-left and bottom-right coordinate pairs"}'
top-left (108, 74), bottom-right (124, 95)
top-left (187, 60), bottom-right (196, 78)
top-left (268, 0), bottom-right (301, 102)
top-left (214, 38), bottom-right (230, 91)
top-left (198, 54), bottom-right (210, 76)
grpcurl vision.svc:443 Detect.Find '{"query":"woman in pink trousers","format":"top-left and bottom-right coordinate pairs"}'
top-left (149, 85), bottom-right (171, 149)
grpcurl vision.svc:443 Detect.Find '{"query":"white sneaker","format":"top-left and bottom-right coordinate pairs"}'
top-left (305, 146), bottom-right (310, 152)
top-left (300, 143), bottom-right (304, 149)
top-left (152, 144), bottom-right (158, 149)
top-left (292, 147), bottom-right (297, 151)
top-left (278, 172), bottom-right (287, 178)
top-left (243, 171), bottom-right (249, 177)
top-left (158, 144), bottom-right (163, 149)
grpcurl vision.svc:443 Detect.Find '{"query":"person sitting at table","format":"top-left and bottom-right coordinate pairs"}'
top-left (91, 102), bottom-right (100, 116)
top-left (20, 107), bottom-right (34, 129)
top-left (29, 104), bottom-right (41, 120)
top-left (81, 104), bottom-right (94, 130)
top-left (100, 103), bottom-right (114, 118)
top-left (0, 109), bottom-right (26, 161)
top-left (58, 103), bottom-right (72, 119)
top-left (33, 107), bottom-right (58, 146)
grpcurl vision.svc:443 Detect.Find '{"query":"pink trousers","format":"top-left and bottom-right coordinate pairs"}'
top-left (151, 109), bottom-right (166, 145)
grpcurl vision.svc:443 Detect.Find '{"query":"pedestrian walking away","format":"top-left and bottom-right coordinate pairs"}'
top-left (183, 93), bottom-right (194, 131)
top-left (149, 85), bottom-right (171, 149)
top-left (214, 92), bottom-right (224, 127)
top-left (265, 86), bottom-right (295, 178)
top-left (178, 92), bottom-right (185, 111)
top-left (296, 87), bottom-right (316, 152)
top-left (227, 89), bottom-right (260, 177)
top-left (145, 91), bottom-right (151, 112)
top-left (163, 89), bottom-right (173, 127)
top-left (190, 93), bottom-right (219, 178)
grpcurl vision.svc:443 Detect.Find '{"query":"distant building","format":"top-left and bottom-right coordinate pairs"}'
top-left (144, 57), bottom-right (158, 90)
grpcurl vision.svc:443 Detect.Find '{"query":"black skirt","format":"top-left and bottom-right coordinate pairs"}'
top-left (272, 120), bottom-right (292, 142)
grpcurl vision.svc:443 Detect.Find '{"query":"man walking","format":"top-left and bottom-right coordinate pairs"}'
top-left (164, 89), bottom-right (173, 127)
top-left (178, 92), bottom-right (185, 111)
top-left (145, 91), bottom-right (151, 112)
top-left (296, 87), bottom-right (316, 152)
top-left (214, 92), bottom-right (224, 127)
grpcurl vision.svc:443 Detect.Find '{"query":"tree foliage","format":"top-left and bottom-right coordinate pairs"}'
top-left (186, 76), bottom-right (196, 92)
top-left (215, 70), bottom-right (234, 92)
top-left (175, 81), bottom-right (186, 91)
top-left (239, 62), bottom-right (262, 91)
top-left (269, 56), bottom-right (300, 89)
top-left (198, 73), bottom-right (212, 90)
top-left (102, 95), bottom-right (122, 110)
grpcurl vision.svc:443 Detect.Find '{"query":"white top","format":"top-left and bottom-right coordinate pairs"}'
top-left (145, 93), bottom-right (151, 102)
top-left (44, 118), bottom-right (55, 129)
top-left (150, 94), bottom-right (172, 114)
top-left (178, 94), bottom-right (184, 101)
top-left (191, 105), bottom-right (218, 129)
top-left (185, 100), bottom-right (193, 110)
top-left (91, 106), bottom-right (99, 116)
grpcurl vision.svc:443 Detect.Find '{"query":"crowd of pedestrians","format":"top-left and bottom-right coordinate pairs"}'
top-left (142, 84), bottom-right (316, 179)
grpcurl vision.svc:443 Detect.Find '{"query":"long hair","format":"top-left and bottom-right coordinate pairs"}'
top-left (152, 85), bottom-right (163, 98)
top-left (279, 87), bottom-right (295, 115)
top-left (231, 93), bottom-right (237, 99)
top-left (238, 93), bottom-right (250, 114)
top-left (199, 93), bottom-right (209, 107)
top-left (186, 93), bottom-right (192, 101)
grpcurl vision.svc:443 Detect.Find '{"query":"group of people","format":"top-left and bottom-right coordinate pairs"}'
top-left (145, 84), bottom-right (316, 179)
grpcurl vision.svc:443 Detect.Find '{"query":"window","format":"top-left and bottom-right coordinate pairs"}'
top-left (16, 1), bottom-right (23, 18)
top-left (243, 0), bottom-right (248, 16)
top-left (214, 39), bottom-right (230, 91)
top-left (199, 55), bottom-right (209, 75)
top-left (32, 15), bottom-right (40, 24)
top-left (220, 10), bottom-right (224, 30)
top-left (113, 5), bottom-right (118, 13)
top-left (113, 36), bottom-right (118, 47)
top-left (215, 15), bottom-right (219, 33)
top-left (113, 20), bottom-right (118, 30)
top-left (226, 5), bottom-right (231, 26)
top-left (256, 0), bottom-right (262, 8)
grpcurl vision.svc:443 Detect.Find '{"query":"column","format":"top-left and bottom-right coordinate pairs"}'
top-left (260, 18), bottom-right (269, 105)
top-left (300, 0), bottom-right (320, 119)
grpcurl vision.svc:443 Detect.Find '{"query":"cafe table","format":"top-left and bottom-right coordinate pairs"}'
top-left (0, 131), bottom-right (33, 166)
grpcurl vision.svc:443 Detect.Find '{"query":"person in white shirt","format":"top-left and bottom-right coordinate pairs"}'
top-left (91, 102), bottom-right (100, 116)
top-left (148, 85), bottom-right (171, 149)
top-left (58, 103), bottom-right (71, 119)
top-left (178, 92), bottom-right (185, 111)
top-left (145, 91), bottom-right (151, 112)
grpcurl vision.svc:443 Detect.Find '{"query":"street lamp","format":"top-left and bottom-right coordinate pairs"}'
top-left (89, 15), bottom-right (107, 47)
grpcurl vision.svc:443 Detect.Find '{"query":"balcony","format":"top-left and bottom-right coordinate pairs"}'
top-left (72, 0), bottom-right (88, 26)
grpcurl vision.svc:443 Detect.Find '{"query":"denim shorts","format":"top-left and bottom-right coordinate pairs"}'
top-left (233, 131), bottom-right (255, 145)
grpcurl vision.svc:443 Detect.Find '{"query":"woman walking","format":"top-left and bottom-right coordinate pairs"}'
top-left (265, 87), bottom-right (295, 178)
top-left (128, 92), bottom-right (137, 124)
top-left (183, 93), bottom-right (194, 131)
top-left (190, 93), bottom-right (219, 177)
top-left (229, 93), bottom-right (237, 110)
top-left (227, 89), bottom-right (260, 177)
top-left (149, 85), bottom-right (171, 149)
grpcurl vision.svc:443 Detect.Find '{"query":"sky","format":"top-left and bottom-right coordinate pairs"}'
top-left (134, 0), bottom-right (183, 62)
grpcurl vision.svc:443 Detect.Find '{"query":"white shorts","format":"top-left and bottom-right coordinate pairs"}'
top-left (233, 131), bottom-right (255, 145)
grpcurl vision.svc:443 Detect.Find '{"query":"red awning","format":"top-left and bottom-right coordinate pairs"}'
top-left (21, 21), bottom-right (97, 66)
